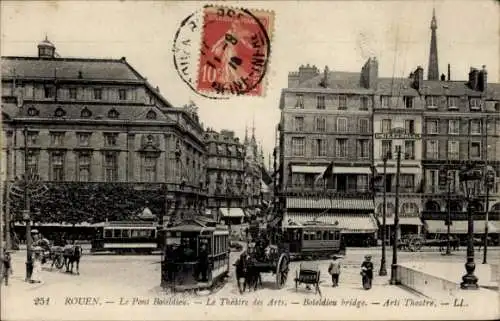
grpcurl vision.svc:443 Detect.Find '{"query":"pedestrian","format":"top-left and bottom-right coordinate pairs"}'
top-left (328, 255), bottom-right (341, 287)
top-left (31, 248), bottom-right (43, 283)
top-left (2, 249), bottom-right (12, 286)
top-left (361, 254), bottom-right (374, 290)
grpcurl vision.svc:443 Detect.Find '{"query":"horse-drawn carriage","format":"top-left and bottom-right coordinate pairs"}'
top-left (294, 262), bottom-right (321, 295)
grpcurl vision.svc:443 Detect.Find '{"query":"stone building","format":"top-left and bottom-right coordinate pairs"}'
top-left (278, 63), bottom-right (378, 246)
top-left (203, 128), bottom-right (246, 224)
top-left (243, 124), bottom-right (265, 215)
top-left (1, 39), bottom-right (207, 227)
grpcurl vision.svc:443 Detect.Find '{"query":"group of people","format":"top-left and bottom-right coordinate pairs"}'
top-left (164, 238), bottom-right (210, 283)
top-left (327, 254), bottom-right (374, 289)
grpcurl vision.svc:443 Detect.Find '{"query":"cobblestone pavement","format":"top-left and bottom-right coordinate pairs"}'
top-left (2, 248), bottom-right (499, 320)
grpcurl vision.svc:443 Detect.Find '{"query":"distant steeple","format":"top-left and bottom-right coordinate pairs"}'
top-left (427, 8), bottom-right (439, 80)
top-left (244, 124), bottom-right (249, 144)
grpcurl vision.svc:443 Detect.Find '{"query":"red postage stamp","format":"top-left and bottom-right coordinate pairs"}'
top-left (196, 6), bottom-right (274, 97)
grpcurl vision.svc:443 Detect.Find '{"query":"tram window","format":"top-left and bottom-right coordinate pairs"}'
top-left (122, 229), bottom-right (130, 238)
top-left (316, 231), bottom-right (322, 240)
top-left (304, 232), bottom-right (309, 241)
top-left (328, 232), bottom-right (334, 240)
top-left (323, 231), bottom-right (329, 240)
top-left (334, 231), bottom-right (339, 240)
top-left (113, 229), bottom-right (122, 238)
top-left (104, 229), bottom-right (112, 238)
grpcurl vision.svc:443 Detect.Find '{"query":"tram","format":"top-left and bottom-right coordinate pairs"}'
top-left (282, 220), bottom-right (345, 260)
top-left (90, 221), bottom-right (159, 254)
top-left (161, 217), bottom-right (230, 293)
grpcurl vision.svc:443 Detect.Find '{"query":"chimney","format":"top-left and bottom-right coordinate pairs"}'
top-left (361, 57), bottom-right (379, 89)
top-left (478, 65), bottom-right (487, 92)
top-left (468, 68), bottom-right (479, 90)
top-left (297, 64), bottom-right (319, 85)
top-left (447, 64), bottom-right (451, 81)
top-left (412, 66), bottom-right (424, 90)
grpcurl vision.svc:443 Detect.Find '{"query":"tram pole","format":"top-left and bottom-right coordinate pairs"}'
top-left (390, 146), bottom-right (401, 285)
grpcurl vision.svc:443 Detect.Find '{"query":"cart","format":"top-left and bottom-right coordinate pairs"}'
top-left (294, 262), bottom-right (321, 296)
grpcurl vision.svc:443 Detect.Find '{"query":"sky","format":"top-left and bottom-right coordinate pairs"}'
top-left (1, 0), bottom-right (498, 166)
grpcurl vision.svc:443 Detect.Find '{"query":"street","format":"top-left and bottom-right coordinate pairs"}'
top-left (2, 247), bottom-right (499, 320)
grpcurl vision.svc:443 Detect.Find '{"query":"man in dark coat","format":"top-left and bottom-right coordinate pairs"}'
top-left (198, 242), bottom-right (209, 282)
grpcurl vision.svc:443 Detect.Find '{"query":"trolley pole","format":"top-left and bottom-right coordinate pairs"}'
top-left (390, 146), bottom-right (401, 285)
top-left (379, 155), bottom-right (388, 276)
top-left (23, 126), bottom-right (33, 282)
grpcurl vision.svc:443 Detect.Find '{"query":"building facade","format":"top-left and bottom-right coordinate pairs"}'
top-left (1, 39), bottom-right (207, 227)
top-left (278, 64), bottom-right (378, 246)
top-left (203, 128), bottom-right (246, 223)
top-left (243, 125), bottom-right (265, 215)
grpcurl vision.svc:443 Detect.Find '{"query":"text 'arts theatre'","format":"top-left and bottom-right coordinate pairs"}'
top-left (276, 11), bottom-right (500, 246)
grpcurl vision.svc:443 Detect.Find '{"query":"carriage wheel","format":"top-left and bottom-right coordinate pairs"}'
top-left (55, 254), bottom-right (65, 269)
top-left (276, 254), bottom-right (289, 289)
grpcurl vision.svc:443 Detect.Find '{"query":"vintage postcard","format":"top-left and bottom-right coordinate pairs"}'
top-left (0, 0), bottom-right (499, 320)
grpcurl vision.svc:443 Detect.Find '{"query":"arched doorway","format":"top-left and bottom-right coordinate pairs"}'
top-left (491, 202), bottom-right (500, 212)
top-left (448, 200), bottom-right (463, 212)
top-left (425, 200), bottom-right (440, 212)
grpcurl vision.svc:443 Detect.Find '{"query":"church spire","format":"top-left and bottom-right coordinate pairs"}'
top-left (427, 8), bottom-right (439, 80)
top-left (244, 123), bottom-right (249, 144)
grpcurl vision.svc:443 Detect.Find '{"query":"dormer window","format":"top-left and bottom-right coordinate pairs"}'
top-left (27, 107), bottom-right (39, 117)
top-left (146, 110), bottom-right (157, 120)
top-left (54, 107), bottom-right (66, 118)
top-left (81, 107), bottom-right (92, 118)
top-left (108, 108), bottom-right (119, 119)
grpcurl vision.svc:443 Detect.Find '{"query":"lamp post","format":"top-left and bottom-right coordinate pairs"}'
top-left (459, 164), bottom-right (481, 290)
top-left (439, 166), bottom-right (453, 255)
top-left (483, 165), bottom-right (495, 264)
top-left (23, 126), bottom-right (33, 282)
top-left (390, 145), bottom-right (401, 285)
top-left (379, 154), bottom-right (388, 276)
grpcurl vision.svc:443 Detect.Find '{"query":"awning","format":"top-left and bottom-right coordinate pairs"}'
top-left (425, 220), bottom-right (499, 234)
top-left (284, 213), bottom-right (378, 233)
top-left (219, 208), bottom-right (245, 218)
top-left (377, 216), bottom-right (423, 226)
top-left (291, 165), bottom-right (371, 175)
top-left (375, 166), bottom-right (421, 175)
top-left (286, 197), bottom-right (374, 210)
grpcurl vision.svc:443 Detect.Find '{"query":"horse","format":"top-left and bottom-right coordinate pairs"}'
top-left (234, 253), bottom-right (262, 293)
top-left (63, 244), bottom-right (82, 274)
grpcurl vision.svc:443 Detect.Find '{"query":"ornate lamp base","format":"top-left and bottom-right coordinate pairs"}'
top-left (460, 262), bottom-right (479, 290)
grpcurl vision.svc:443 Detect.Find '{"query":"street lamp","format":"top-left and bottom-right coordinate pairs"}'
top-left (390, 145), bottom-right (402, 285)
top-left (458, 164), bottom-right (482, 290)
top-left (483, 165), bottom-right (495, 264)
top-left (379, 153), bottom-right (389, 276)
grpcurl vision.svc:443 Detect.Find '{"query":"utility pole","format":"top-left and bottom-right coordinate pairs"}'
top-left (390, 145), bottom-right (401, 285)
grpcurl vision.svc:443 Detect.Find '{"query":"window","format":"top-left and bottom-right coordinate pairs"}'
top-left (118, 89), bottom-right (127, 100)
top-left (448, 97), bottom-right (458, 109)
top-left (316, 96), bottom-right (325, 109)
top-left (381, 140), bottom-right (392, 159)
top-left (316, 117), bottom-right (326, 132)
top-left (44, 85), bottom-right (55, 98)
top-left (27, 131), bottom-right (38, 145)
top-left (469, 98), bottom-right (481, 110)
top-left (359, 118), bottom-right (369, 133)
top-left (143, 156), bottom-right (157, 182)
top-left (50, 132), bottom-right (65, 146)
top-left (338, 95), bottom-right (347, 109)
top-left (404, 120), bottom-right (415, 134)
top-left (27, 107), bottom-right (39, 116)
top-left (51, 152), bottom-right (64, 181)
top-left (404, 96), bottom-right (414, 108)
top-left (54, 107), bottom-right (66, 117)
top-left (81, 107), bottom-right (92, 118)
top-left (426, 140), bottom-right (439, 159)
top-left (360, 96), bottom-right (369, 110)
top-left (291, 137), bottom-right (305, 156)
top-left (337, 117), bottom-right (347, 132)
top-left (108, 108), bottom-right (119, 118)
top-left (381, 119), bottom-right (392, 133)
top-left (400, 174), bottom-right (415, 190)
top-left (78, 133), bottom-right (91, 146)
top-left (77, 153), bottom-right (91, 182)
top-left (146, 110), bottom-right (157, 120)
top-left (104, 133), bottom-right (118, 146)
top-left (336, 139), bottom-right (347, 158)
top-left (404, 141), bottom-right (415, 160)
top-left (357, 175), bottom-right (369, 192)
top-left (426, 120), bottom-right (438, 134)
top-left (426, 96), bottom-right (438, 108)
top-left (428, 169), bottom-right (437, 193)
top-left (93, 88), bottom-right (103, 100)
top-left (69, 88), bottom-right (77, 100)
top-left (295, 94), bottom-right (304, 109)
top-left (315, 139), bottom-right (327, 157)
top-left (358, 140), bottom-right (369, 158)
top-left (381, 96), bottom-right (390, 108)
top-left (104, 153), bottom-right (118, 182)
top-left (448, 141), bottom-right (459, 160)
top-left (294, 116), bottom-right (304, 131)
top-left (26, 151), bottom-right (38, 174)
top-left (448, 120), bottom-right (460, 135)
top-left (470, 142), bottom-right (481, 159)
top-left (470, 119), bottom-right (481, 135)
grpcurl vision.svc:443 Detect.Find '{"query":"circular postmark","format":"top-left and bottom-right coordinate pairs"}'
top-left (173, 5), bottom-right (272, 99)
